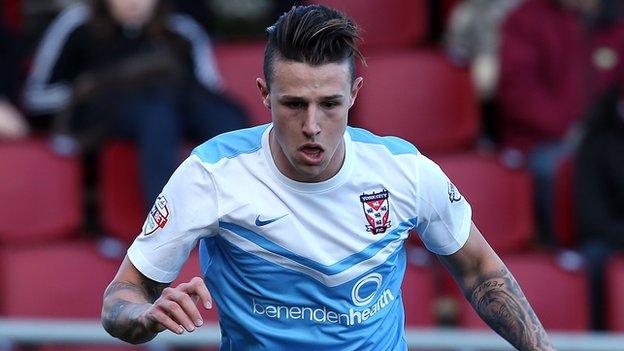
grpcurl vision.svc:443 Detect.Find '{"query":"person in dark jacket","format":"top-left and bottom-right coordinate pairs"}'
top-left (23, 0), bottom-right (248, 206)
top-left (0, 14), bottom-right (28, 139)
top-left (498, 0), bottom-right (624, 242)
top-left (576, 86), bottom-right (624, 330)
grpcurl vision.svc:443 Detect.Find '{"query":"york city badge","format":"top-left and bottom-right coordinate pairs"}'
top-left (359, 189), bottom-right (392, 234)
top-left (142, 195), bottom-right (170, 235)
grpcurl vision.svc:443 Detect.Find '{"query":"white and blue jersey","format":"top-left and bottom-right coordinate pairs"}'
top-left (127, 124), bottom-right (472, 350)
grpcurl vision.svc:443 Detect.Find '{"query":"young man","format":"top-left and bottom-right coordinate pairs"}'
top-left (102, 5), bottom-right (555, 350)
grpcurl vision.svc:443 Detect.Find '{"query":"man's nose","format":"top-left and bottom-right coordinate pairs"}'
top-left (302, 105), bottom-right (321, 137)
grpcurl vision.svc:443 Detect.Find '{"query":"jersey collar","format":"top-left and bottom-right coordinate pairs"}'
top-left (261, 124), bottom-right (354, 193)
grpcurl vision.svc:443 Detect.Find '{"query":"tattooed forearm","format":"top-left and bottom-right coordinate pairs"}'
top-left (103, 300), bottom-right (150, 342)
top-left (101, 280), bottom-right (169, 344)
top-left (105, 280), bottom-right (168, 302)
top-left (468, 268), bottom-right (555, 351)
top-left (140, 279), bottom-right (169, 301)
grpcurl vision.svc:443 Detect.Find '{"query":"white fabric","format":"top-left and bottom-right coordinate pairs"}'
top-left (128, 125), bottom-right (472, 283)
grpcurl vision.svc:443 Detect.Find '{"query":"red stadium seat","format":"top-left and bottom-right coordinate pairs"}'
top-left (214, 42), bottom-right (270, 126)
top-left (433, 152), bottom-right (534, 253)
top-left (0, 138), bottom-right (82, 243)
top-left (98, 142), bottom-right (195, 243)
top-left (402, 262), bottom-right (436, 326)
top-left (354, 50), bottom-right (480, 154)
top-left (458, 253), bottom-right (590, 331)
top-left (99, 141), bottom-right (145, 243)
top-left (30, 252), bottom-right (215, 351)
top-left (308, 0), bottom-right (429, 50)
top-left (0, 241), bottom-right (118, 318)
top-left (607, 255), bottom-right (624, 331)
top-left (553, 156), bottom-right (577, 247)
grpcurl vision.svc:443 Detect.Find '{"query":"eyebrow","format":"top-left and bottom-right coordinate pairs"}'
top-left (278, 94), bottom-right (344, 101)
top-left (321, 95), bottom-right (344, 100)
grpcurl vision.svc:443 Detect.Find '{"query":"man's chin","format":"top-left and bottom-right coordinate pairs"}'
top-left (291, 164), bottom-right (328, 183)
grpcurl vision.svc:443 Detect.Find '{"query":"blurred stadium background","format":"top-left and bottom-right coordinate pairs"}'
top-left (1, 0), bottom-right (624, 350)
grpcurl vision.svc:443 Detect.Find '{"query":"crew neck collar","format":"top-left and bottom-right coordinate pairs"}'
top-left (261, 124), bottom-right (354, 193)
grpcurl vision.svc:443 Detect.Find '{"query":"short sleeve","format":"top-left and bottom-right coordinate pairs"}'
top-left (127, 154), bottom-right (219, 283)
top-left (413, 154), bottom-right (472, 255)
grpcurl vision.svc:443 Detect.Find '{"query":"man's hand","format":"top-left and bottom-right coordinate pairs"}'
top-left (140, 277), bottom-right (213, 335)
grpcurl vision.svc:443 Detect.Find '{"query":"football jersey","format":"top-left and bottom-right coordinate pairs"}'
top-left (127, 124), bottom-right (472, 351)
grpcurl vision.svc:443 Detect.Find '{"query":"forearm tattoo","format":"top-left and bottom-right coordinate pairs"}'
top-left (468, 268), bottom-right (554, 351)
top-left (102, 279), bottom-right (169, 343)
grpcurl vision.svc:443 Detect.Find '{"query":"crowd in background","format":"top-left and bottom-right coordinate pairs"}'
top-left (1, 0), bottom-right (624, 332)
top-left (446, 0), bottom-right (624, 330)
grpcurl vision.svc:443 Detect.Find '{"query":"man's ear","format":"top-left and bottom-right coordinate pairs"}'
top-left (349, 77), bottom-right (364, 108)
top-left (257, 78), bottom-right (271, 110)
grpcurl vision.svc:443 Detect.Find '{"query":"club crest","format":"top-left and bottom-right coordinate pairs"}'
top-left (359, 189), bottom-right (392, 234)
top-left (142, 195), bottom-right (170, 236)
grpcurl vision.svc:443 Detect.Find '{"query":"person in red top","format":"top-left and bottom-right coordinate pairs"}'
top-left (497, 0), bottom-right (624, 242)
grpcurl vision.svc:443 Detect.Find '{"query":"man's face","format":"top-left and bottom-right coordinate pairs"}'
top-left (105, 0), bottom-right (158, 28)
top-left (559, 0), bottom-right (601, 16)
top-left (257, 59), bottom-right (363, 182)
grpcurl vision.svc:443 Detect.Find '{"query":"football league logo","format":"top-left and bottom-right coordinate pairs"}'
top-left (359, 189), bottom-right (392, 234)
top-left (448, 181), bottom-right (462, 203)
top-left (142, 195), bottom-right (170, 236)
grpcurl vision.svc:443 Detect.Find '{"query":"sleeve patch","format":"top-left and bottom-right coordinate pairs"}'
top-left (447, 181), bottom-right (463, 203)
top-left (142, 195), bottom-right (171, 236)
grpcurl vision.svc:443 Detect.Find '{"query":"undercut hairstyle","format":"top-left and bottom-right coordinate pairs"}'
top-left (263, 5), bottom-right (365, 90)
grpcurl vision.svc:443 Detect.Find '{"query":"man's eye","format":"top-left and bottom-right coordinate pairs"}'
top-left (321, 101), bottom-right (338, 109)
top-left (285, 101), bottom-right (304, 109)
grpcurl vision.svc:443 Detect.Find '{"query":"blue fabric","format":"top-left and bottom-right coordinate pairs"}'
top-left (219, 219), bottom-right (416, 276)
top-left (347, 126), bottom-right (419, 155)
top-left (199, 237), bottom-right (409, 351)
top-left (90, 85), bottom-right (249, 205)
top-left (192, 124), bottom-right (269, 164)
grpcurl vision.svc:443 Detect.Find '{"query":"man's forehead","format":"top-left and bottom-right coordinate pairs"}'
top-left (272, 59), bottom-right (351, 87)
top-left (271, 60), bottom-right (351, 96)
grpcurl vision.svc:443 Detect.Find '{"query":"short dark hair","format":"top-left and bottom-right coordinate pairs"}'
top-left (263, 5), bottom-right (365, 89)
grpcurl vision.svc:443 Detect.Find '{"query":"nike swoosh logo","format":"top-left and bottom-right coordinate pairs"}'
top-left (255, 214), bottom-right (289, 226)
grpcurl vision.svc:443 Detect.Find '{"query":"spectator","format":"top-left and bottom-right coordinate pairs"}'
top-left (23, 0), bottom-right (248, 206)
top-left (576, 86), bottom-right (624, 330)
top-left (202, 0), bottom-right (296, 38)
top-left (444, 0), bottom-right (523, 100)
top-left (0, 16), bottom-right (29, 139)
top-left (497, 0), bottom-right (624, 241)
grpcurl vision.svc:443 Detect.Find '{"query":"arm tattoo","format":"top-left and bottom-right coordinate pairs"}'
top-left (102, 279), bottom-right (170, 343)
top-left (139, 279), bottom-right (169, 301)
top-left (468, 268), bottom-right (554, 351)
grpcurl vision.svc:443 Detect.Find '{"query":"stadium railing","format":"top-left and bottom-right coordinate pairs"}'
top-left (1, 319), bottom-right (624, 350)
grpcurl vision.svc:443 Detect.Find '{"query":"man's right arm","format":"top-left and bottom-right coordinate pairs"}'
top-left (101, 256), bottom-right (212, 344)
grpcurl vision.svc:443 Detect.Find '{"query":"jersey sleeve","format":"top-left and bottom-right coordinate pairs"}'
top-left (413, 154), bottom-right (472, 255)
top-left (127, 154), bottom-right (219, 283)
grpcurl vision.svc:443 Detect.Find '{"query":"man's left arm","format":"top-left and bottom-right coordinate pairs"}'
top-left (438, 222), bottom-right (556, 351)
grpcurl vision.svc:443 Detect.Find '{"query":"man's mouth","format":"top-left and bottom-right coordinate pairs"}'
top-left (299, 144), bottom-right (324, 164)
